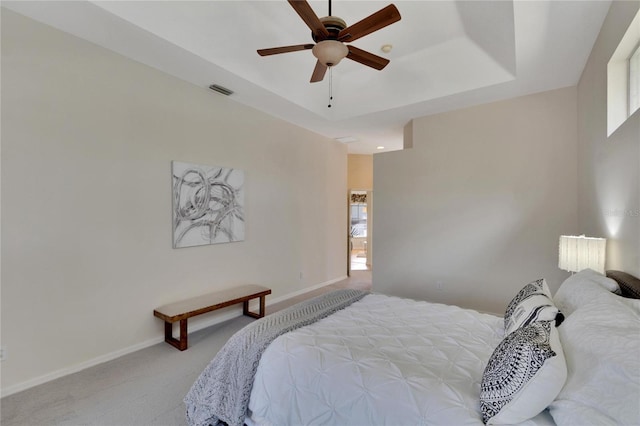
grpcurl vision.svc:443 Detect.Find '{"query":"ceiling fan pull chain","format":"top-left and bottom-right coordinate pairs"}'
top-left (328, 67), bottom-right (333, 108)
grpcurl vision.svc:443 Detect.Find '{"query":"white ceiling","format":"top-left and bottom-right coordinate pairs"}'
top-left (3, 0), bottom-right (611, 154)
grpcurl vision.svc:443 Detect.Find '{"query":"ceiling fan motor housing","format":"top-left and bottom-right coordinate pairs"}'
top-left (311, 16), bottom-right (349, 67)
top-left (313, 16), bottom-right (347, 41)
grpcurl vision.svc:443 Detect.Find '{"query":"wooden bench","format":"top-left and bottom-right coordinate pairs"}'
top-left (153, 284), bottom-right (272, 351)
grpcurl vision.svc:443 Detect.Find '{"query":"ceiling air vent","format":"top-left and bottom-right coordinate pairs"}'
top-left (208, 84), bottom-right (234, 96)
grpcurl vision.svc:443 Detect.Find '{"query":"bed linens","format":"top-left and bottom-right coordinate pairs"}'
top-left (549, 272), bottom-right (640, 425)
top-left (503, 279), bottom-right (559, 335)
top-left (186, 269), bottom-right (639, 426)
top-left (480, 321), bottom-right (566, 424)
top-left (248, 293), bottom-right (508, 425)
top-left (184, 289), bottom-right (368, 426)
top-left (479, 279), bottom-right (567, 424)
top-left (553, 268), bottom-right (621, 316)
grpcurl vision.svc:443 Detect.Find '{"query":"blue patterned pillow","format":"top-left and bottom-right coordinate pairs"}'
top-left (480, 321), bottom-right (567, 424)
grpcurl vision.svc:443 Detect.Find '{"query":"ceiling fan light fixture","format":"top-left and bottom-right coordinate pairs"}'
top-left (312, 40), bottom-right (348, 67)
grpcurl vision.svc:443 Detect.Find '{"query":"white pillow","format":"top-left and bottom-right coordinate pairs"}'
top-left (480, 321), bottom-right (567, 424)
top-left (548, 282), bottom-right (640, 425)
top-left (504, 279), bottom-right (560, 335)
top-left (553, 269), bottom-right (621, 316)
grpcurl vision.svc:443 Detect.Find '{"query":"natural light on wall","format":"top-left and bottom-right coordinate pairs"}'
top-left (607, 10), bottom-right (640, 136)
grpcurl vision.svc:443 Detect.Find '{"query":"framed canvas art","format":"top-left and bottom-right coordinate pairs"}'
top-left (172, 161), bottom-right (245, 248)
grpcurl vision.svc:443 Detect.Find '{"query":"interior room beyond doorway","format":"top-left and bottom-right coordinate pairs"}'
top-left (350, 190), bottom-right (370, 271)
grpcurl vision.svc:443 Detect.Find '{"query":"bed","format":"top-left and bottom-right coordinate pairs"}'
top-left (185, 269), bottom-right (640, 426)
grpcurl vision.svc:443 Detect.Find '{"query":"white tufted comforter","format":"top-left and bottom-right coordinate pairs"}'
top-left (247, 294), bottom-right (554, 426)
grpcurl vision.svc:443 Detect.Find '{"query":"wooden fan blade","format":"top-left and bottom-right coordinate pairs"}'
top-left (310, 60), bottom-right (328, 83)
top-left (347, 45), bottom-right (390, 70)
top-left (288, 0), bottom-right (330, 41)
top-left (257, 44), bottom-right (314, 56)
top-left (338, 4), bottom-right (401, 43)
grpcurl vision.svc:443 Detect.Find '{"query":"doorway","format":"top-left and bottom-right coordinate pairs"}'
top-left (349, 190), bottom-right (372, 273)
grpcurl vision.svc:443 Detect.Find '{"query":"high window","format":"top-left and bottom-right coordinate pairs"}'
top-left (607, 10), bottom-right (640, 136)
top-left (629, 43), bottom-right (640, 116)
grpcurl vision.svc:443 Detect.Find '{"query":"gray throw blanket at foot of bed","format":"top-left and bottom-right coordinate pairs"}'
top-left (184, 288), bottom-right (369, 426)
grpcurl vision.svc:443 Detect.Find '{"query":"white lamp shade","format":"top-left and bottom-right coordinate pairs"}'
top-left (558, 235), bottom-right (607, 274)
top-left (312, 40), bottom-right (349, 66)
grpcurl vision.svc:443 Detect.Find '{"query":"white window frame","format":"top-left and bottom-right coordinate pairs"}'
top-left (629, 42), bottom-right (640, 116)
top-left (607, 10), bottom-right (640, 136)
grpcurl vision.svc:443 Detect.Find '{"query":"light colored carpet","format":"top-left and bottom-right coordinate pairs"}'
top-left (1, 271), bottom-right (371, 426)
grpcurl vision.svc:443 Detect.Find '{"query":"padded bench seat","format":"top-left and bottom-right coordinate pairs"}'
top-left (153, 284), bottom-right (272, 350)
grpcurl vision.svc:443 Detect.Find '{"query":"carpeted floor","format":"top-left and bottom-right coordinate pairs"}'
top-left (1, 271), bottom-right (371, 426)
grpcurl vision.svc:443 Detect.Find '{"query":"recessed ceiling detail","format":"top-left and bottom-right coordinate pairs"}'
top-left (3, 0), bottom-right (611, 154)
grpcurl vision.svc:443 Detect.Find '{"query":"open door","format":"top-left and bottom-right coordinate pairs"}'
top-left (347, 191), bottom-right (351, 276)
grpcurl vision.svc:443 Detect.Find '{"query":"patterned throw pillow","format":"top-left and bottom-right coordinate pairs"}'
top-left (480, 321), bottom-right (567, 424)
top-left (504, 279), bottom-right (563, 335)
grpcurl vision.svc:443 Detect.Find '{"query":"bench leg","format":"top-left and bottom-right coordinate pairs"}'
top-left (243, 295), bottom-right (266, 319)
top-left (164, 319), bottom-right (188, 351)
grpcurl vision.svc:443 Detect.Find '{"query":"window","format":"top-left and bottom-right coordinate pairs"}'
top-left (350, 204), bottom-right (367, 237)
top-left (350, 191), bottom-right (367, 238)
top-left (629, 43), bottom-right (640, 116)
top-left (607, 10), bottom-right (640, 136)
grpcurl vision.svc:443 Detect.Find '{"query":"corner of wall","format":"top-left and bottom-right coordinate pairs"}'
top-left (576, 0), bottom-right (640, 276)
top-left (403, 120), bottom-right (414, 149)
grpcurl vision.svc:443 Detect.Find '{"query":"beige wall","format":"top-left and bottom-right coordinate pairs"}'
top-left (1, 10), bottom-right (347, 394)
top-left (373, 87), bottom-right (579, 314)
top-left (347, 154), bottom-right (373, 190)
top-left (577, 1), bottom-right (640, 277)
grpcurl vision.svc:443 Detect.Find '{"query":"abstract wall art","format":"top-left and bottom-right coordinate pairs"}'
top-left (172, 161), bottom-right (245, 248)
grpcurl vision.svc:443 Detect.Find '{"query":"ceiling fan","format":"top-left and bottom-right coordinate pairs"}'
top-left (257, 0), bottom-right (401, 83)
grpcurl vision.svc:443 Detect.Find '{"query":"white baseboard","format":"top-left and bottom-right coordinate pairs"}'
top-left (0, 276), bottom-right (348, 398)
top-left (267, 275), bottom-right (348, 305)
top-left (0, 335), bottom-right (166, 399)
